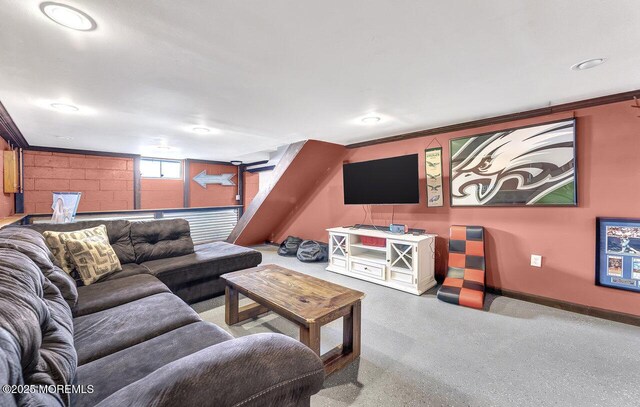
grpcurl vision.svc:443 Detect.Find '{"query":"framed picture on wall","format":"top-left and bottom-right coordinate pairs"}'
top-left (425, 147), bottom-right (444, 207)
top-left (449, 119), bottom-right (577, 207)
top-left (596, 218), bottom-right (640, 293)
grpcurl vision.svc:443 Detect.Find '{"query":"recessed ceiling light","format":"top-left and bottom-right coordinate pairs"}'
top-left (50, 103), bottom-right (79, 112)
top-left (571, 58), bottom-right (606, 71)
top-left (361, 116), bottom-right (381, 124)
top-left (40, 2), bottom-right (97, 31)
top-left (54, 135), bottom-right (73, 140)
top-left (156, 145), bottom-right (171, 150)
top-left (192, 127), bottom-right (211, 134)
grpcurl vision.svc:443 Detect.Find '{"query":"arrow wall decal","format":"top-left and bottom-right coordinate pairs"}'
top-left (193, 170), bottom-right (236, 188)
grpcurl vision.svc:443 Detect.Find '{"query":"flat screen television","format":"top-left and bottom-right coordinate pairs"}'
top-left (343, 154), bottom-right (419, 205)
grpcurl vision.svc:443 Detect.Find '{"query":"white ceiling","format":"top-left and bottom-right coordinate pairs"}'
top-left (0, 1), bottom-right (638, 162)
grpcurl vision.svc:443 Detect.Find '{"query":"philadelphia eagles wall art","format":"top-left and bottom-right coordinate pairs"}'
top-left (425, 147), bottom-right (444, 207)
top-left (449, 119), bottom-right (577, 207)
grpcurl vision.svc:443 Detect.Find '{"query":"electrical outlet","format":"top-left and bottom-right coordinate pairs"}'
top-left (235, 194), bottom-right (241, 201)
top-left (530, 254), bottom-right (542, 268)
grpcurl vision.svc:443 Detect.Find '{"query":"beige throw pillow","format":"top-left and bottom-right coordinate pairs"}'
top-left (44, 225), bottom-right (122, 285)
top-left (43, 230), bottom-right (76, 274)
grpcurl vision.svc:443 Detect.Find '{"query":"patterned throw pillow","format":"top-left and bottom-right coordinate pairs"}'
top-left (43, 230), bottom-right (76, 274)
top-left (43, 225), bottom-right (122, 285)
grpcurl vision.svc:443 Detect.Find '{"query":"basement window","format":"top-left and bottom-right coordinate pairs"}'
top-left (140, 158), bottom-right (182, 179)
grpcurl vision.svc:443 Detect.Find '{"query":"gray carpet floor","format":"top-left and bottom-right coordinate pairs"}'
top-left (192, 245), bottom-right (640, 407)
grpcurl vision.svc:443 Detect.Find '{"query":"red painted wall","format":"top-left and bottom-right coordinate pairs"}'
top-left (23, 151), bottom-right (134, 213)
top-left (140, 178), bottom-right (183, 209)
top-left (0, 138), bottom-right (15, 217)
top-left (188, 162), bottom-right (239, 207)
top-left (243, 171), bottom-right (259, 210)
top-left (272, 101), bottom-right (640, 317)
top-left (22, 153), bottom-right (242, 213)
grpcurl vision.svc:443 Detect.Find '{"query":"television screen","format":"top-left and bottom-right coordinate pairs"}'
top-left (343, 154), bottom-right (419, 205)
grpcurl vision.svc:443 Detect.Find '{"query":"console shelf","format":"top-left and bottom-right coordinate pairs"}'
top-left (350, 252), bottom-right (387, 264)
top-left (349, 243), bottom-right (387, 252)
top-left (326, 227), bottom-right (437, 295)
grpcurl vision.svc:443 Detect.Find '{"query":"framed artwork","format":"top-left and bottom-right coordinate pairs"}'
top-left (425, 147), bottom-right (443, 207)
top-left (449, 119), bottom-right (577, 207)
top-left (51, 192), bottom-right (82, 224)
top-left (596, 218), bottom-right (640, 293)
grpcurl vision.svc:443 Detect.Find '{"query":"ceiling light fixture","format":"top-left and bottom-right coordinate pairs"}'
top-left (50, 102), bottom-right (79, 112)
top-left (192, 127), bottom-right (211, 134)
top-left (54, 135), bottom-right (74, 140)
top-left (361, 116), bottom-right (381, 124)
top-left (571, 58), bottom-right (606, 71)
top-left (230, 160), bottom-right (243, 166)
top-left (40, 2), bottom-right (97, 31)
top-left (156, 145), bottom-right (171, 150)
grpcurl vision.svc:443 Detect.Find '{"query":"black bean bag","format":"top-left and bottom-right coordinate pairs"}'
top-left (296, 240), bottom-right (328, 262)
top-left (278, 236), bottom-right (303, 256)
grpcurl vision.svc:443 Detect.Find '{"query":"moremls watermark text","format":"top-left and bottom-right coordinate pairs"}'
top-left (2, 384), bottom-right (94, 394)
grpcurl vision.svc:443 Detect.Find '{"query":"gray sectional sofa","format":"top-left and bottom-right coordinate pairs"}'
top-left (25, 218), bottom-right (262, 303)
top-left (0, 223), bottom-right (325, 406)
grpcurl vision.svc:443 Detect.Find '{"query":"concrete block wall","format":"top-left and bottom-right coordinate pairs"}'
top-left (22, 151), bottom-right (134, 213)
top-left (21, 151), bottom-right (242, 214)
top-left (140, 178), bottom-right (184, 209)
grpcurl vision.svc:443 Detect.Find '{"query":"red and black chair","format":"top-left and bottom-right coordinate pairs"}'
top-left (437, 225), bottom-right (485, 309)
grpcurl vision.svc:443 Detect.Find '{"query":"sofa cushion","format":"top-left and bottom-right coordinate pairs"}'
top-left (74, 322), bottom-right (232, 407)
top-left (130, 219), bottom-right (195, 263)
top-left (141, 241), bottom-right (262, 288)
top-left (0, 328), bottom-right (21, 407)
top-left (73, 292), bottom-right (200, 365)
top-left (95, 333), bottom-right (325, 407)
top-left (0, 249), bottom-right (76, 405)
top-left (27, 220), bottom-right (136, 265)
top-left (0, 328), bottom-right (66, 407)
top-left (171, 276), bottom-right (227, 304)
top-left (74, 274), bottom-right (170, 317)
top-left (0, 227), bottom-right (78, 307)
top-left (101, 263), bottom-right (149, 282)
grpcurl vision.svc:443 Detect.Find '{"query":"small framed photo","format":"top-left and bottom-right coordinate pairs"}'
top-left (606, 256), bottom-right (622, 277)
top-left (632, 258), bottom-right (640, 280)
top-left (596, 218), bottom-right (640, 292)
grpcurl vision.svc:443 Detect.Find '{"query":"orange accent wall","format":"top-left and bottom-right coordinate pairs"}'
top-left (22, 153), bottom-right (240, 213)
top-left (0, 138), bottom-right (15, 217)
top-left (188, 162), bottom-right (239, 207)
top-left (23, 151), bottom-right (134, 213)
top-left (243, 171), bottom-right (259, 210)
top-left (140, 178), bottom-right (184, 209)
top-left (271, 101), bottom-right (640, 317)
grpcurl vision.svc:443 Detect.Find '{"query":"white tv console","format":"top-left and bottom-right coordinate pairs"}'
top-left (326, 227), bottom-right (437, 295)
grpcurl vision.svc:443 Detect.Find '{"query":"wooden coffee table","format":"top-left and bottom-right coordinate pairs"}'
top-left (222, 264), bottom-right (365, 375)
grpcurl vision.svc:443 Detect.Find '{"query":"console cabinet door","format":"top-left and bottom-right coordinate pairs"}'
top-left (330, 233), bottom-right (349, 258)
top-left (387, 240), bottom-right (417, 286)
top-left (329, 233), bottom-right (349, 271)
